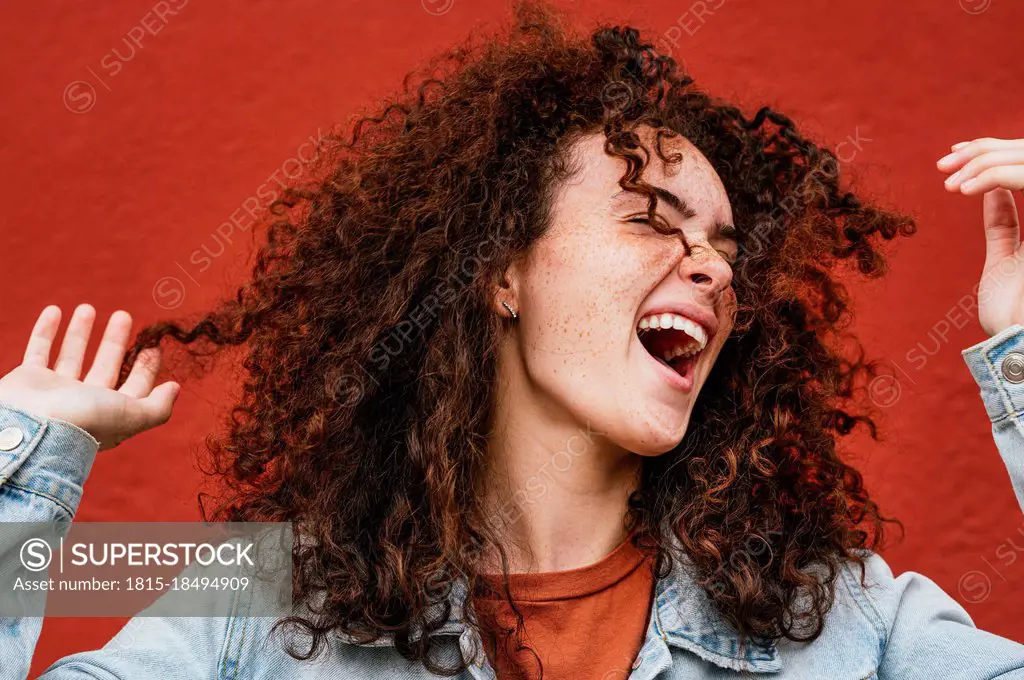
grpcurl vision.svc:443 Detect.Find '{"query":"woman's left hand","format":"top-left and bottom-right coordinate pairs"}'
top-left (938, 137), bottom-right (1024, 337)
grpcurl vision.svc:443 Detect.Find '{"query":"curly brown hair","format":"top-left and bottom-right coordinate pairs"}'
top-left (122, 0), bottom-right (915, 675)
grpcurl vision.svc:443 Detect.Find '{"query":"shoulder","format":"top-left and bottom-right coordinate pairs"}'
top-left (775, 552), bottom-right (966, 669)
top-left (829, 550), bottom-right (975, 647)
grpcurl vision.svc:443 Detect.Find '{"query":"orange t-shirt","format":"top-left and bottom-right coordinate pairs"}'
top-left (472, 532), bottom-right (656, 680)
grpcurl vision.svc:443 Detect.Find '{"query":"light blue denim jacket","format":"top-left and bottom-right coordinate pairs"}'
top-left (3, 325), bottom-right (1024, 679)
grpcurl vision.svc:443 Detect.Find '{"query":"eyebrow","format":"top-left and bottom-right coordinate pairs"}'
top-left (610, 187), bottom-right (737, 240)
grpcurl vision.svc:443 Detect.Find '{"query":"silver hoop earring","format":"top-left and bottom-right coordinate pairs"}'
top-left (501, 300), bottom-right (518, 320)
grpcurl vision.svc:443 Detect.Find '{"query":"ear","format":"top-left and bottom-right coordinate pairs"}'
top-left (490, 255), bottom-right (522, 320)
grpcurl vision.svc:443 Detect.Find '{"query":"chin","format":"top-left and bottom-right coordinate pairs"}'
top-left (622, 406), bottom-right (696, 457)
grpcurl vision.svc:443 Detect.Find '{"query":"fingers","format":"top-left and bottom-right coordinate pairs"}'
top-left (943, 149), bottom-right (1024, 193)
top-left (83, 311), bottom-right (133, 389)
top-left (22, 305), bottom-right (61, 367)
top-left (937, 138), bottom-right (1024, 195)
top-left (938, 138), bottom-right (1019, 173)
top-left (941, 138), bottom-right (1022, 164)
top-left (959, 165), bottom-right (1024, 196)
top-left (53, 304), bottom-right (97, 379)
top-left (118, 347), bottom-right (162, 399)
top-left (981, 188), bottom-right (1020, 268)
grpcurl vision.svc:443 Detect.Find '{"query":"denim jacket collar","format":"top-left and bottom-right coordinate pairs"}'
top-left (336, 534), bottom-right (781, 674)
top-left (648, 549), bottom-right (781, 673)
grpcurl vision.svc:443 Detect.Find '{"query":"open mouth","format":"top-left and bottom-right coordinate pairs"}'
top-left (636, 312), bottom-right (708, 379)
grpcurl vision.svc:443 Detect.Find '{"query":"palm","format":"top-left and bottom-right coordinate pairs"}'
top-left (1, 364), bottom-right (128, 433)
top-left (0, 305), bottom-right (179, 451)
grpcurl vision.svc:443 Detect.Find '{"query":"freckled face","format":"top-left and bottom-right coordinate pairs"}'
top-left (511, 126), bottom-right (737, 455)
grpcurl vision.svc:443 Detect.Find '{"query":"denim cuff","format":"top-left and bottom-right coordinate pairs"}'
top-left (0, 402), bottom-right (99, 518)
top-left (961, 324), bottom-right (1024, 424)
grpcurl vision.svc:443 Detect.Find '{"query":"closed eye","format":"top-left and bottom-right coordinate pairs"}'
top-left (631, 218), bottom-right (737, 263)
top-left (709, 243), bottom-right (738, 265)
top-left (626, 216), bottom-right (674, 235)
top-left (627, 216), bottom-right (673, 231)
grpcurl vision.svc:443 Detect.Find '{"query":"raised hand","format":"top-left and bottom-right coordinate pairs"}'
top-left (0, 304), bottom-right (180, 451)
top-left (938, 137), bottom-right (1024, 337)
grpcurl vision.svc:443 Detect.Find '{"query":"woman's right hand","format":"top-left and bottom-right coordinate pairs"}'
top-left (0, 304), bottom-right (180, 451)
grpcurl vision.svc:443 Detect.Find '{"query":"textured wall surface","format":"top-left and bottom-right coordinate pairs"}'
top-left (1, 0), bottom-right (1022, 673)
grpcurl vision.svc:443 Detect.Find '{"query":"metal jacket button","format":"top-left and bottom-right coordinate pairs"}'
top-left (0, 426), bottom-right (24, 451)
top-left (1002, 352), bottom-right (1024, 383)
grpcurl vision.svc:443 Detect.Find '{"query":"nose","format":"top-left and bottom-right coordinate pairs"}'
top-left (677, 242), bottom-right (733, 306)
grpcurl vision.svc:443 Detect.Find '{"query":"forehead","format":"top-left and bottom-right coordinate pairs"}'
top-left (559, 126), bottom-right (733, 224)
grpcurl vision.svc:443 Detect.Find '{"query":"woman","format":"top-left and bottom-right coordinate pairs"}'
top-left (1, 2), bottom-right (1023, 678)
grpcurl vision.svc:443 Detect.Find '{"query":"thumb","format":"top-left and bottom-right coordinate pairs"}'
top-left (129, 381), bottom-right (180, 432)
top-left (982, 188), bottom-right (1020, 271)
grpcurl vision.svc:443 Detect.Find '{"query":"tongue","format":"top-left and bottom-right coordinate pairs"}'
top-left (640, 328), bottom-right (696, 375)
top-left (641, 327), bottom-right (692, 357)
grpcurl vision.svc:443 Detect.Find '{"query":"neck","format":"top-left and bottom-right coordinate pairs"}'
top-left (481, 353), bottom-right (641, 574)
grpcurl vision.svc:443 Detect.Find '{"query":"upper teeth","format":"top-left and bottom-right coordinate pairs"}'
top-left (637, 312), bottom-right (708, 355)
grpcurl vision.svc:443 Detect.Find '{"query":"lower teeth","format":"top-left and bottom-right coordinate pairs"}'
top-left (660, 354), bottom-right (694, 369)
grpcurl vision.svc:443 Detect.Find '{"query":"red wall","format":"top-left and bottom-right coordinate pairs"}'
top-left (1, 0), bottom-right (1021, 672)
